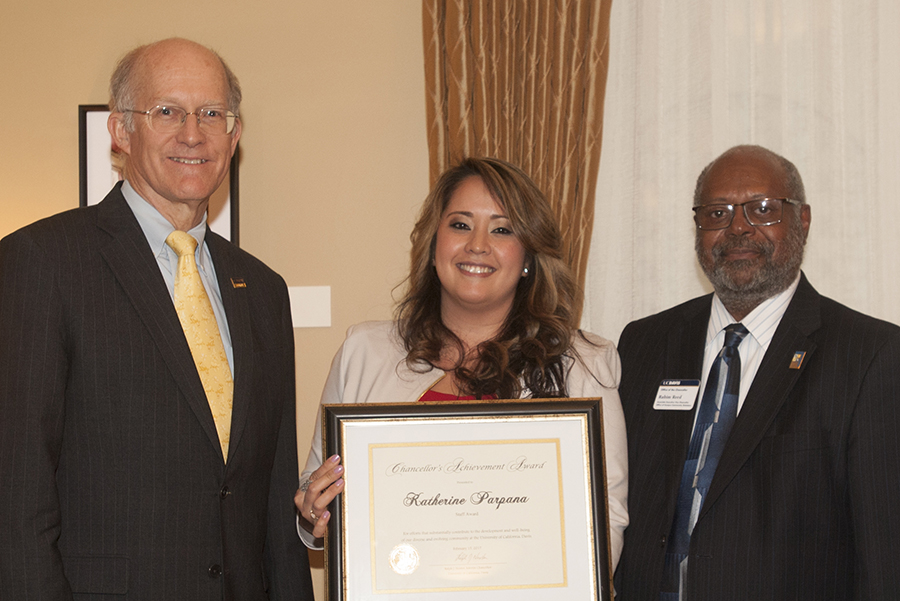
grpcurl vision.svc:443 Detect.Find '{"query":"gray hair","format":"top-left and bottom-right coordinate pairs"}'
top-left (693, 144), bottom-right (806, 207)
top-left (108, 39), bottom-right (242, 131)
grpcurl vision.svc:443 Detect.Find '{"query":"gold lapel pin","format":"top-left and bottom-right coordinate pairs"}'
top-left (789, 351), bottom-right (806, 369)
top-left (230, 278), bottom-right (247, 289)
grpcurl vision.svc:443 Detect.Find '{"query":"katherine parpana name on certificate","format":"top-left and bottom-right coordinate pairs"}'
top-left (369, 439), bottom-right (565, 593)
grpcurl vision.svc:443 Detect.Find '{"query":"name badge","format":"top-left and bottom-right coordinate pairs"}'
top-left (653, 379), bottom-right (700, 411)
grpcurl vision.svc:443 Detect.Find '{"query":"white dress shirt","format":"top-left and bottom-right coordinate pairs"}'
top-left (697, 273), bottom-right (801, 423)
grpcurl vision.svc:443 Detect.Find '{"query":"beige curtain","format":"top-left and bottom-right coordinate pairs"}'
top-left (423, 0), bottom-right (613, 320)
top-left (583, 0), bottom-right (900, 344)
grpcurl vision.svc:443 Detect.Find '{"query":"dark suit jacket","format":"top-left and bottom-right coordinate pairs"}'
top-left (614, 273), bottom-right (900, 600)
top-left (0, 184), bottom-right (313, 600)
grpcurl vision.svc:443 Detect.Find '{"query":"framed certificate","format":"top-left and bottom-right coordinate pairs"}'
top-left (323, 398), bottom-right (612, 601)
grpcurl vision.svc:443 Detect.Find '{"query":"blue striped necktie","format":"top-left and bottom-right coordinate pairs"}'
top-left (661, 322), bottom-right (749, 600)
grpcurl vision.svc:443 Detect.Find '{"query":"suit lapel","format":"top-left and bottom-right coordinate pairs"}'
top-left (206, 233), bottom-right (253, 465)
top-left (701, 274), bottom-right (821, 515)
top-left (94, 186), bottom-right (226, 463)
top-left (663, 298), bottom-right (712, 497)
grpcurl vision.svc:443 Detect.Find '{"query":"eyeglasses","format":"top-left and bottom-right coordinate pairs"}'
top-left (692, 198), bottom-right (802, 230)
top-left (124, 106), bottom-right (239, 135)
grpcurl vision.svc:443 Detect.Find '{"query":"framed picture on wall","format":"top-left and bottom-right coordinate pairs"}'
top-left (78, 104), bottom-right (240, 244)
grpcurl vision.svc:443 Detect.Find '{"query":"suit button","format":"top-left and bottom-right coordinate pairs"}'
top-left (208, 564), bottom-right (222, 578)
top-left (660, 535), bottom-right (667, 547)
top-left (220, 486), bottom-right (229, 499)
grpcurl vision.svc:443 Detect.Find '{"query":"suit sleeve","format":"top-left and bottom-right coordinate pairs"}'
top-left (262, 281), bottom-right (314, 599)
top-left (848, 328), bottom-right (900, 598)
top-left (0, 231), bottom-right (73, 599)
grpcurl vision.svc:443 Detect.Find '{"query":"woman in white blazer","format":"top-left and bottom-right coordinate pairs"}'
top-left (294, 157), bottom-right (628, 567)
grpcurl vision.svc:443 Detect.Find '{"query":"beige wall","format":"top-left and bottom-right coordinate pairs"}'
top-left (0, 1), bottom-right (429, 596)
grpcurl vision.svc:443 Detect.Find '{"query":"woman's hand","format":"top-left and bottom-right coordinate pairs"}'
top-left (294, 454), bottom-right (345, 539)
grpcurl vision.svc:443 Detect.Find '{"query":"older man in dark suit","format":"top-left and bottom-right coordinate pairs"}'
top-left (615, 145), bottom-right (900, 600)
top-left (0, 38), bottom-right (313, 600)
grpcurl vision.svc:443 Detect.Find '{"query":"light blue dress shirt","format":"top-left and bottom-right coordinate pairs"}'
top-left (121, 180), bottom-right (235, 375)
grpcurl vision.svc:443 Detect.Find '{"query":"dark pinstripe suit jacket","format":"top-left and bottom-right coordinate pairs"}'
top-left (614, 273), bottom-right (900, 600)
top-left (0, 184), bottom-right (313, 600)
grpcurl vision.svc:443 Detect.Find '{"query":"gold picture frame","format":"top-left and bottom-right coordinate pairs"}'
top-left (323, 398), bottom-right (612, 601)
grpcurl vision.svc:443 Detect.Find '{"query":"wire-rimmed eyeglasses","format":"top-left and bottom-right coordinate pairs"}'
top-left (124, 105), bottom-right (239, 135)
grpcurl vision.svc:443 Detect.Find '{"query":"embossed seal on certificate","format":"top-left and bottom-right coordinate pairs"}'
top-left (389, 543), bottom-right (420, 575)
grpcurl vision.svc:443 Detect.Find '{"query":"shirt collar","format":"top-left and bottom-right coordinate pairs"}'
top-left (122, 180), bottom-right (208, 258)
top-left (707, 272), bottom-right (802, 347)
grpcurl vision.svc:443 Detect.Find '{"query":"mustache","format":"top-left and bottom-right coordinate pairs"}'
top-left (710, 237), bottom-right (773, 260)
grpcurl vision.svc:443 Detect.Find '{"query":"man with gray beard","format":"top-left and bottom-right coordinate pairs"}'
top-left (614, 145), bottom-right (900, 600)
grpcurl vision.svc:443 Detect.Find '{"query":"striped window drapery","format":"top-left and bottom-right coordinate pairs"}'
top-left (423, 0), bottom-right (613, 320)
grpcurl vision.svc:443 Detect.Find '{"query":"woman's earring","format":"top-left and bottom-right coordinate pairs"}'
top-left (522, 267), bottom-right (529, 277)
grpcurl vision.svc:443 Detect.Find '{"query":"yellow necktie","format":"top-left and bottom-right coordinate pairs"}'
top-left (166, 230), bottom-right (233, 462)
